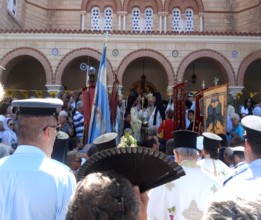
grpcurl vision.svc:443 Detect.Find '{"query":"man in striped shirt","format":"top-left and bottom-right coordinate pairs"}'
top-left (73, 101), bottom-right (84, 139)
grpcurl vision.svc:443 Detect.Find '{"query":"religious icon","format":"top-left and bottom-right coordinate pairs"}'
top-left (203, 85), bottom-right (227, 134)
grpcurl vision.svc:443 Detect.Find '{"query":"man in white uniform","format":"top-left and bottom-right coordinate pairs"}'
top-left (223, 146), bottom-right (248, 186)
top-left (197, 132), bottom-right (231, 183)
top-left (0, 98), bottom-right (76, 220)
top-left (206, 115), bottom-right (261, 219)
top-left (148, 130), bottom-right (221, 220)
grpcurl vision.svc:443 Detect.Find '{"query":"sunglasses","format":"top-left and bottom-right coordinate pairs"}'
top-left (8, 123), bottom-right (14, 126)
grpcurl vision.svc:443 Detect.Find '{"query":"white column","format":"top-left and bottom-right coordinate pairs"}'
top-left (81, 14), bottom-right (85, 31)
top-left (80, 11), bottom-right (86, 31)
top-left (164, 15), bottom-right (167, 33)
top-left (200, 14), bottom-right (204, 32)
top-left (140, 13), bottom-right (144, 33)
top-left (100, 13), bottom-right (104, 30)
top-left (159, 15), bottom-right (162, 32)
top-left (229, 86), bottom-right (244, 100)
top-left (123, 15), bottom-right (126, 30)
top-left (45, 84), bottom-right (62, 98)
top-left (118, 15), bottom-right (122, 31)
top-left (181, 14), bottom-right (185, 31)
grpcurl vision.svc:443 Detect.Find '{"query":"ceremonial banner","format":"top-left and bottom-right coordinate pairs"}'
top-left (88, 45), bottom-right (111, 144)
top-left (203, 84), bottom-right (228, 134)
top-left (193, 88), bottom-right (208, 134)
top-left (82, 85), bottom-right (95, 145)
top-left (110, 73), bottom-right (119, 129)
top-left (173, 82), bottom-right (185, 130)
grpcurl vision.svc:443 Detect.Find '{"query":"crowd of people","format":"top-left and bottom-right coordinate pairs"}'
top-left (0, 87), bottom-right (261, 219)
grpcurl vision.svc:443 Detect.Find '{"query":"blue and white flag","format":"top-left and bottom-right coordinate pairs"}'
top-left (88, 45), bottom-right (111, 143)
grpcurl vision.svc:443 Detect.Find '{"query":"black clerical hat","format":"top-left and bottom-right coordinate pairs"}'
top-left (203, 132), bottom-right (222, 150)
top-left (77, 147), bottom-right (186, 193)
top-left (12, 98), bottom-right (63, 116)
top-left (172, 130), bottom-right (198, 149)
top-left (93, 132), bottom-right (118, 152)
top-left (241, 115), bottom-right (261, 144)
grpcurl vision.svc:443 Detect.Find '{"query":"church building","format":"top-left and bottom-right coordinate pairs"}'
top-left (0, 0), bottom-right (261, 100)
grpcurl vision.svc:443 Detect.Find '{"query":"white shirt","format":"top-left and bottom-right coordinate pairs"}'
top-left (148, 160), bottom-right (221, 220)
top-left (0, 145), bottom-right (76, 220)
top-left (197, 155), bottom-right (232, 183)
top-left (240, 106), bottom-right (250, 115)
top-left (224, 159), bottom-right (261, 187)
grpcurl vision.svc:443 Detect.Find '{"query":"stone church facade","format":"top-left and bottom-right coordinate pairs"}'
top-left (0, 0), bottom-right (261, 99)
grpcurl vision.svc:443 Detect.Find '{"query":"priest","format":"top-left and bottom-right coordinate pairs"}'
top-left (197, 132), bottom-right (232, 183)
top-left (147, 130), bottom-right (221, 220)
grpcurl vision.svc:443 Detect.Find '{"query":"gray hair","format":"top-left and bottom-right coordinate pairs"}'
top-left (147, 126), bottom-right (157, 136)
top-left (175, 147), bottom-right (198, 158)
top-left (76, 101), bottom-right (84, 109)
top-left (224, 147), bottom-right (233, 157)
top-left (230, 113), bottom-right (240, 121)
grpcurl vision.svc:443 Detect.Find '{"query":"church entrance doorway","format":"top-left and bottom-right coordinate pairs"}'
top-left (122, 57), bottom-right (168, 99)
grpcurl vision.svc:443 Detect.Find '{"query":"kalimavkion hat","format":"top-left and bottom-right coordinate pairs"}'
top-left (93, 132), bottom-right (118, 152)
top-left (12, 98), bottom-right (63, 116)
top-left (202, 132), bottom-right (222, 150)
top-left (241, 115), bottom-right (261, 144)
top-left (172, 130), bottom-right (199, 149)
top-left (77, 147), bottom-right (186, 193)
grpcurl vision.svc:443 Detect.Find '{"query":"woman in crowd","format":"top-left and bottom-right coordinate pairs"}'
top-left (229, 113), bottom-right (244, 141)
top-left (158, 109), bottom-right (175, 142)
top-left (240, 98), bottom-right (254, 118)
top-left (2, 118), bottom-right (18, 150)
top-left (58, 110), bottom-right (74, 137)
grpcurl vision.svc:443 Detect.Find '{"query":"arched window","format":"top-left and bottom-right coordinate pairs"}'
top-left (132, 8), bottom-right (141, 32)
top-left (144, 8), bottom-right (153, 31)
top-left (185, 8), bottom-right (194, 32)
top-left (103, 7), bottom-right (113, 31)
top-left (172, 8), bottom-right (182, 32)
top-left (91, 7), bottom-right (100, 31)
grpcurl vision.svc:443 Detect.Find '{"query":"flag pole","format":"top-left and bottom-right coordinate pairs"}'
top-left (104, 31), bottom-right (110, 47)
top-left (87, 32), bottom-right (112, 143)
